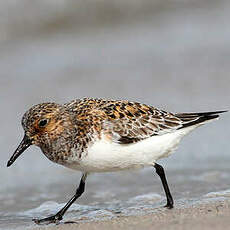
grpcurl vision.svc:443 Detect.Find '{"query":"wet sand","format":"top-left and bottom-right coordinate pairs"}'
top-left (1, 1), bottom-right (230, 229)
top-left (36, 199), bottom-right (230, 230)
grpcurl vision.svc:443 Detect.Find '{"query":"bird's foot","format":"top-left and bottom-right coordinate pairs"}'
top-left (33, 213), bottom-right (63, 225)
top-left (164, 202), bottom-right (174, 209)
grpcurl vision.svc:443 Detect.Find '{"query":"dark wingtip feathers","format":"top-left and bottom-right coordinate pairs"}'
top-left (176, 110), bottom-right (228, 117)
top-left (175, 110), bottom-right (228, 129)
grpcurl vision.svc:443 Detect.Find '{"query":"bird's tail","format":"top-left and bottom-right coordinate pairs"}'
top-left (175, 110), bottom-right (228, 128)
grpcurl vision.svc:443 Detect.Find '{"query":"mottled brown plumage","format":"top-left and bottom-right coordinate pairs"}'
top-left (17, 98), bottom-right (225, 165)
top-left (7, 98), bottom-right (227, 225)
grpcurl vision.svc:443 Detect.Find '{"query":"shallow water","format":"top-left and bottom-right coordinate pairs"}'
top-left (1, 169), bottom-right (230, 229)
top-left (0, 1), bottom-right (230, 229)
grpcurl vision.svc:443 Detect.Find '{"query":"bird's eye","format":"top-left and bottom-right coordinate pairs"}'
top-left (38, 119), bottom-right (49, 127)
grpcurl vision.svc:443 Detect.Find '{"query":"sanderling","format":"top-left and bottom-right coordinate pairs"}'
top-left (7, 98), bottom-right (227, 224)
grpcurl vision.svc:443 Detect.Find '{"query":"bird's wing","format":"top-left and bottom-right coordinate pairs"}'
top-left (106, 109), bottom-right (226, 144)
top-left (97, 101), bottom-right (183, 144)
top-left (66, 98), bottom-right (226, 144)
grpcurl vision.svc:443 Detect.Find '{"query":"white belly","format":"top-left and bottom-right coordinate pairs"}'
top-left (66, 126), bottom-right (197, 173)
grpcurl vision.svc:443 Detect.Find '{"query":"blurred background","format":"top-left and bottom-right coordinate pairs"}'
top-left (0, 0), bottom-right (229, 229)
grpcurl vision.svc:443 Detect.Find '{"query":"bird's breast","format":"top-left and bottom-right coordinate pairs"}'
top-left (62, 129), bottom-right (189, 173)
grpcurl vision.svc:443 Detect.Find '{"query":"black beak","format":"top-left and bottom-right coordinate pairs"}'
top-left (7, 134), bottom-right (32, 167)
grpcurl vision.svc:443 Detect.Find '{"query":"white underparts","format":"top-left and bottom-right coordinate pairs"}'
top-left (66, 124), bottom-right (203, 173)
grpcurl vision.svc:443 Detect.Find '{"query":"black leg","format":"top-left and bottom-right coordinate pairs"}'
top-left (33, 173), bottom-right (87, 225)
top-left (154, 163), bottom-right (174, 209)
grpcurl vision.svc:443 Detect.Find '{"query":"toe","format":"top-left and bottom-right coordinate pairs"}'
top-left (32, 215), bottom-right (62, 225)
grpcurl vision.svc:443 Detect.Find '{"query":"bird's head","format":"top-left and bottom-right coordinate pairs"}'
top-left (7, 103), bottom-right (71, 167)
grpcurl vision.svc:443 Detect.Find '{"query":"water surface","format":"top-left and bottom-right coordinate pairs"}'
top-left (0, 1), bottom-right (230, 229)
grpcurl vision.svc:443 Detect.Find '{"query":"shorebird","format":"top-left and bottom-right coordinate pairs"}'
top-left (7, 98), bottom-right (227, 224)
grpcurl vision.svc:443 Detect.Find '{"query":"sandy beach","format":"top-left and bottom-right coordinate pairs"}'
top-left (1, 1), bottom-right (230, 230)
top-left (34, 199), bottom-right (230, 230)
